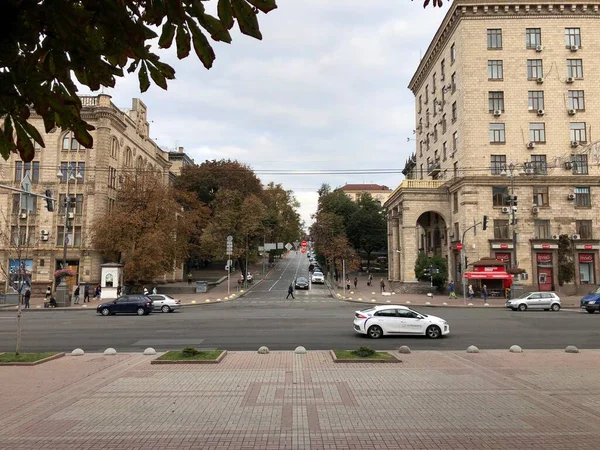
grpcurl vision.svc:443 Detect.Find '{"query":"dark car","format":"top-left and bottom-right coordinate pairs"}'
top-left (580, 285), bottom-right (600, 313)
top-left (294, 277), bottom-right (309, 290)
top-left (97, 295), bottom-right (154, 316)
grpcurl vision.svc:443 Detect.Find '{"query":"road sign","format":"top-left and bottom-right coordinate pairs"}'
top-left (301, 248), bottom-right (306, 253)
top-left (293, 241), bottom-right (300, 249)
top-left (301, 240), bottom-right (307, 247)
top-left (20, 171), bottom-right (35, 211)
top-left (456, 243), bottom-right (463, 250)
top-left (285, 243), bottom-right (293, 251)
top-left (227, 235), bottom-right (233, 242)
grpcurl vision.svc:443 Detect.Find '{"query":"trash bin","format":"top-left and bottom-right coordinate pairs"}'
top-left (195, 281), bottom-right (208, 293)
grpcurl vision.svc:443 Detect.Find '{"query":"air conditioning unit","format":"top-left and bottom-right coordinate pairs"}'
top-left (570, 45), bottom-right (579, 51)
top-left (501, 206), bottom-right (510, 213)
top-left (68, 212), bottom-right (75, 219)
top-left (552, 234), bottom-right (560, 240)
top-left (493, 109), bottom-right (502, 117)
top-left (536, 77), bottom-right (544, 84)
top-left (568, 193), bottom-right (576, 200)
top-left (566, 77), bottom-right (575, 83)
top-left (532, 206), bottom-right (540, 214)
top-left (572, 234), bottom-right (581, 240)
top-left (525, 168), bottom-right (535, 175)
top-left (568, 109), bottom-right (576, 115)
top-left (19, 213), bottom-right (27, 219)
top-left (527, 142), bottom-right (535, 150)
top-left (40, 229), bottom-right (49, 235)
top-left (564, 161), bottom-right (573, 170)
top-left (40, 235), bottom-right (49, 241)
top-left (535, 45), bottom-right (543, 52)
top-left (571, 141), bottom-right (579, 148)
top-left (537, 109), bottom-right (545, 116)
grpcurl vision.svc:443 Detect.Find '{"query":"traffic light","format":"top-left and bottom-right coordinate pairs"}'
top-left (44, 190), bottom-right (55, 212)
top-left (482, 215), bottom-right (488, 230)
top-left (457, 262), bottom-right (462, 273)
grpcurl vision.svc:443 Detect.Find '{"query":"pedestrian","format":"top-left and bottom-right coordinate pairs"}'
top-left (116, 285), bottom-right (122, 297)
top-left (74, 285), bottom-right (80, 305)
top-left (49, 295), bottom-right (57, 308)
top-left (286, 283), bottom-right (295, 299)
top-left (187, 272), bottom-right (193, 285)
top-left (94, 284), bottom-right (101, 300)
top-left (84, 283), bottom-right (90, 303)
top-left (346, 277), bottom-right (351, 290)
top-left (24, 287), bottom-right (31, 309)
top-left (353, 277), bottom-right (358, 289)
top-left (368, 273), bottom-right (373, 286)
top-left (482, 284), bottom-right (489, 303)
top-left (143, 286), bottom-right (148, 295)
top-left (448, 281), bottom-right (456, 299)
top-left (152, 286), bottom-right (157, 295)
top-left (45, 285), bottom-right (51, 300)
top-left (380, 278), bottom-right (385, 292)
top-left (468, 284), bottom-right (474, 302)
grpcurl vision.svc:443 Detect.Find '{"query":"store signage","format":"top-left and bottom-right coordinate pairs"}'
top-left (491, 243), bottom-right (513, 249)
top-left (495, 253), bottom-right (511, 262)
top-left (533, 243), bottom-right (558, 250)
top-left (455, 243), bottom-right (463, 250)
top-left (575, 244), bottom-right (599, 250)
top-left (579, 253), bottom-right (594, 263)
top-left (536, 253), bottom-right (552, 263)
top-left (473, 266), bottom-right (504, 272)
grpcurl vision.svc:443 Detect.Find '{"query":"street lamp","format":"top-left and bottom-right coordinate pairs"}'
top-left (56, 164), bottom-right (82, 281)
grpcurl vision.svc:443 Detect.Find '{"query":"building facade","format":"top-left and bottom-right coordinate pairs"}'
top-left (341, 184), bottom-right (392, 205)
top-left (0, 94), bottom-right (188, 293)
top-left (386, 0), bottom-right (600, 294)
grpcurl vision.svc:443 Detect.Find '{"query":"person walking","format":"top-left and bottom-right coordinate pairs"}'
top-left (45, 285), bottom-right (51, 301)
top-left (116, 285), bottom-right (122, 297)
top-left (368, 273), bottom-right (373, 287)
top-left (448, 281), bottom-right (456, 299)
top-left (286, 283), bottom-right (295, 299)
top-left (152, 286), bottom-right (157, 295)
top-left (73, 285), bottom-right (80, 305)
top-left (482, 284), bottom-right (489, 303)
top-left (468, 285), bottom-right (474, 302)
top-left (24, 287), bottom-right (31, 309)
top-left (380, 278), bottom-right (385, 293)
top-left (187, 272), bottom-right (193, 285)
top-left (143, 286), bottom-right (148, 295)
top-left (84, 283), bottom-right (90, 303)
top-left (353, 277), bottom-right (358, 289)
top-left (346, 277), bottom-right (351, 291)
top-left (94, 284), bottom-right (101, 300)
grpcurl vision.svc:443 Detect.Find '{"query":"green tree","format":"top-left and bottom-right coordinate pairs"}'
top-left (558, 234), bottom-right (575, 286)
top-left (261, 182), bottom-right (302, 244)
top-left (414, 253), bottom-right (448, 291)
top-left (346, 194), bottom-right (387, 270)
top-left (318, 188), bottom-right (358, 230)
top-left (0, 0), bottom-right (277, 161)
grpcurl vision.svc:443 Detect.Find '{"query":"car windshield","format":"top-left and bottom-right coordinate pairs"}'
top-left (313, 272), bottom-right (323, 276)
top-left (516, 293), bottom-right (531, 299)
top-left (591, 286), bottom-right (600, 294)
top-left (297, 277), bottom-right (307, 282)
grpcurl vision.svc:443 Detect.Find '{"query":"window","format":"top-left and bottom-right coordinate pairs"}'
top-left (528, 91), bottom-right (544, 110)
top-left (565, 28), bottom-right (581, 47)
top-left (451, 43), bottom-right (456, 63)
top-left (432, 73), bottom-right (436, 93)
top-left (452, 132), bottom-right (458, 154)
top-left (453, 161), bottom-right (458, 177)
top-left (59, 162), bottom-right (85, 183)
top-left (425, 86), bottom-right (429, 104)
top-left (529, 123), bottom-right (546, 143)
top-left (419, 140), bottom-right (423, 157)
top-left (108, 167), bottom-right (118, 189)
top-left (453, 192), bottom-right (458, 213)
top-left (489, 124), bottom-right (505, 143)
top-left (531, 155), bottom-right (547, 175)
top-left (574, 187), bottom-right (590, 207)
top-left (527, 59), bottom-right (543, 79)
top-left (572, 154), bottom-right (588, 175)
top-left (125, 148), bottom-right (133, 167)
top-left (494, 219), bottom-right (510, 239)
top-left (426, 110), bottom-right (430, 127)
top-left (441, 59), bottom-right (446, 80)
top-left (108, 197), bottom-right (116, 212)
top-left (488, 60), bottom-right (503, 80)
top-left (451, 102), bottom-right (457, 122)
top-left (534, 220), bottom-right (550, 239)
top-left (433, 98), bottom-right (438, 117)
top-left (14, 161), bottom-right (40, 183)
top-left (576, 220), bottom-right (593, 239)
top-left (526, 28), bottom-right (542, 48)
top-left (62, 132), bottom-right (81, 151)
top-left (12, 194), bottom-right (37, 214)
top-left (57, 226), bottom-right (83, 247)
top-left (487, 29), bottom-right (502, 49)
top-left (568, 90), bottom-right (585, 110)
top-left (442, 141), bottom-right (447, 160)
top-left (58, 194), bottom-right (84, 215)
top-left (567, 59), bottom-right (583, 78)
top-left (433, 124), bottom-right (438, 142)
top-left (419, 164), bottom-right (423, 180)
top-left (451, 72), bottom-right (456, 93)
top-left (491, 155), bottom-right (506, 175)
top-left (488, 91), bottom-right (504, 112)
top-left (11, 226), bottom-right (36, 246)
top-left (492, 186), bottom-right (508, 207)
top-left (418, 95), bottom-right (422, 113)
top-left (442, 114), bottom-right (447, 134)
top-left (570, 122), bottom-right (586, 143)
top-left (418, 118), bottom-right (423, 134)
top-left (110, 138), bottom-right (119, 159)
top-left (533, 186), bottom-right (549, 206)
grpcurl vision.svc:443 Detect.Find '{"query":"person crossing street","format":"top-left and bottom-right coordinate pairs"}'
top-left (286, 283), bottom-right (295, 299)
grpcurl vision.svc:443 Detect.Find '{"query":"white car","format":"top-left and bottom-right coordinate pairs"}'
top-left (505, 292), bottom-right (561, 311)
top-left (147, 294), bottom-right (182, 313)
top-left (353, 305), bottom-right (450, 339)
top-left (311, 271), bottom-right (325, 284)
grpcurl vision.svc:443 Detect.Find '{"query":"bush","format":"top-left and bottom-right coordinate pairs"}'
top-left (181, 347), bottom-right (200, 357)
top-left (351, 346), bottom-right (376, 357)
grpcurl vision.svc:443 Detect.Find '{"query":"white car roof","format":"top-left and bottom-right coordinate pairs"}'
top-left (363, 305), bottom-right (409, 311)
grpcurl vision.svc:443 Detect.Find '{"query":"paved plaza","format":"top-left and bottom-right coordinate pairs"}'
top-left (1, 349), bottom-right (600, 449)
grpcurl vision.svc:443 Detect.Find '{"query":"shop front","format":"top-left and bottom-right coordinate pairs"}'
top-left (463, 257), bottom-right (513, 298)
top-left (535, 253), bottom-right (554, 291)
top-left (491, 243), bottom-right (513, 269)
top-left (574, 243), bottom-right (599, 287)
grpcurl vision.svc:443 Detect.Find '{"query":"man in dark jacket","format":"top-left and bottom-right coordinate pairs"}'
top-left (286, 283), bottom-right (295, 299)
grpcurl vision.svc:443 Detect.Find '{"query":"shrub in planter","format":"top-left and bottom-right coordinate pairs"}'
top-left (181, 347), bottom-right (200, 357)
top-left (352, 346), bottom-right (376, 358)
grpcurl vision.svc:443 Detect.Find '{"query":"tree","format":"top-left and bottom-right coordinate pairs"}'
top-left (91, 172), bottom-right (208, 285)
top-left (414, 253), bottom-right (448, 291)
top-left (0, 0), bottom-right (278, 161)
top-left (318, 189), bottom-right (358, 229)
top-left (261, 182), bottom-right (302, 244)
top-left (558, 234), bottom-right (575, 286)
top-left (346, 194), bottom-right (387, 270)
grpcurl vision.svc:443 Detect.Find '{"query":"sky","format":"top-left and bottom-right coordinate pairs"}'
top-left (95, 1), bottom-right (448, 229)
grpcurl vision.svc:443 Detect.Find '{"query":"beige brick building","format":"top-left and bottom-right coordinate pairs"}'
top-left (0, 94), bottom-right (190, 293)
top-left (341, 184), bottom-right (392, 205)
top-left (386, 0), bottom-right (600, 295)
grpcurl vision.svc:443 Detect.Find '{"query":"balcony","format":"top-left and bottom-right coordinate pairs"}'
top-left (427, 162), bottom-right (441, 176)
top-left (399, 179), bottom-right (445, 189)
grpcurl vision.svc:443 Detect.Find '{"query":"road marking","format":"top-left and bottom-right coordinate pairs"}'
top-left (268, 257), bottom-right (294, 291)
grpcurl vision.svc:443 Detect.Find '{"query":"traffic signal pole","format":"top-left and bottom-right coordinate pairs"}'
top-left (0, 184), bottom-right (55, 208)
top-left (460, 217), bottom-right (486, 301)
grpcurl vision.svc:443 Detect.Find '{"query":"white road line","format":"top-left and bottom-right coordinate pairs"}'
top-left (268, 257), bottom-right (294, 291)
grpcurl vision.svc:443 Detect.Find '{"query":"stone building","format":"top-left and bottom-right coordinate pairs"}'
top-left (341, 184), bottom-right (392, 205)
top-left (0, 94), bottom-right (189, 293)
top-left (386, 0), bottom-right (600, 295)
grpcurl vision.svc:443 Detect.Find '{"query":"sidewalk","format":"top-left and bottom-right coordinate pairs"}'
top-left (1, 349), bottom-right (599, 449)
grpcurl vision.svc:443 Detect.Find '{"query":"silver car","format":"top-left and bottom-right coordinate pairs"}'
top-left (147, 294), bottom-right (182, 313)
top-left (506, 292), bottom-right (561, 311)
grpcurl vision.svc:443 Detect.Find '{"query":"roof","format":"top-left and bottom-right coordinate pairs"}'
top-left (358, 305), bottom-right (410, 311)
top-left (341, 184), bottom-right (391, 191)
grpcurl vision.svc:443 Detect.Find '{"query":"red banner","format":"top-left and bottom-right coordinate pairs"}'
top-left (579, 253), bottom-right (594, 263)
top-left (536, 253), bottom-right (552, 263)
top-left (495, 253), bottom-right (511, 263)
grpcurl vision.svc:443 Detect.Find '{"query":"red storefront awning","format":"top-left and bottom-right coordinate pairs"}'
top-left (463, 271), bottom-right (513, 279)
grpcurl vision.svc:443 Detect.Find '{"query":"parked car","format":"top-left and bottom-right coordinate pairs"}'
top-left (147, 294), bottom-right (182, 313)
top-left (311, 271), bottom-right (325, 284)
top-left (96, 295), bottom-right (153, 316)
top-left (353, 305), bottom-right (449, 339)
top-left (294, 277), bottom-right (309, 290)
top-left (505, 292), bottom-right (561, 311)
top-left (580, 285), bottom-right (600, 313)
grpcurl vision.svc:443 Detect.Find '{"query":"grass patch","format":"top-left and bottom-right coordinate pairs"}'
top-left (333, 350), bottom-right (394, 360)
top-left (156, 349), bottom-right (223, 361)
top-left (0, 353), bottom-right (56, 363)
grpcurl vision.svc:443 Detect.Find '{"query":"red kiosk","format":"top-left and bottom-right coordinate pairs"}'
top-left (463, 257), bottom-right (514, 298)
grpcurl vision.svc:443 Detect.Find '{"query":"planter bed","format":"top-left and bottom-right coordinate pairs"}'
top-left (330, 350), bottom-right (401, 363)
top-left (151, 350), bottom-right (227, 364)
top-left (0, 352), bottom-right (65, 366)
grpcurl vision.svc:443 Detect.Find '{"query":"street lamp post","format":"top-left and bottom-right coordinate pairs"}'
top-left (501, 163), bottom-right (523, 299)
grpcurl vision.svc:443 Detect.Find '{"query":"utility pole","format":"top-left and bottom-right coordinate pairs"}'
top-left (501, 163), bottom-right (519, 299)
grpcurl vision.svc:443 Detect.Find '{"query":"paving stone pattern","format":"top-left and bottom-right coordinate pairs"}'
top-left (0, 350), bottom-right (599, 449)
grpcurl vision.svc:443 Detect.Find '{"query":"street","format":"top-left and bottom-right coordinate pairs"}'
top-left (1, 252), bottom-right (598, 353)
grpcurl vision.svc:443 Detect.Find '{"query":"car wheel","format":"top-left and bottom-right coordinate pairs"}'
top-left (586, 309), bottom-right (596, 314)
top-left (551, 303), bottom-right (560, 312)
top-left (161, 305), bottom-right (171, 313)
top-left (367, 325), bottom-right (383, 339)
top-left (137, 307), bottom-right (145, 316)
top-left (518, 304), bottom-right (527, 311)
top-left (101, 308), bottom-right (110, 316)
top-left (426, 325), bottom-right (442, 339)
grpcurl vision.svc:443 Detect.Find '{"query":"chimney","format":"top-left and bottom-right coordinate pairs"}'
top-left (178, 146), bottom-right (184, 153)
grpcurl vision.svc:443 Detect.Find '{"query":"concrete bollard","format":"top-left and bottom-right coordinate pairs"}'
top-left (468, 303), bottom-right (473, 306)
top-left (509, 345), bottom-right (523, 353)
top-left (398, 345), bottom-right (411, 354)
top-left (484, 303), bottom-right (490, 307)
top-left (466, 345), bottom-right (479, 353)
top-left (358, 298), bottom-right (363, 301)
top-left (294, 346), bottom-right (307, 354)
top-left (258, 346), bottom-right (270, 354)
top-left (442, 302), bottom-right (448, 306)
top-left (425, 302), bottom-right (431, 306)
top-left (191, 300), bottom-right (197, 304)
top-left (406, 301), bottom-right (411, 304)
top-left (386, 300), bottom-right (391, 303)
top-left (71, 348), bottom-right (85, 356)
top-left (427, 293), bottom-right (433, 298)
top-left (565, 345), bottom-right (579, 353)
top-left (143, 348), bottom-right (156, 355)
top-left (104, 348), bottom-right (117, 356)
top-left (370, 299), bottom-right (376, 302)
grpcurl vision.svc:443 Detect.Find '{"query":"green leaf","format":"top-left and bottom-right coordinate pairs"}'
top-left (197, 13), bottom-right (232, 43)
top-left (20, 119), bottom-right (45, 149)
top-left (3, 115), bottom-right (14, 142)
top-left (139, 63), bottom-right (150, 92)
top-left (175, 25), bottom-right (191, 59)
top-left (231, 0), bottom-right (262, 40)
top-left (127, 60), bottom-right (140, 74)
top-left (217, 0), bottom-right (234, 30)
top-left (188, 22), bottom-right (216, 69)
top-left (159, 22), bottom-right (176, 48)
top-left (246, 0), bottom-right (278, 13)
top-left (14, 120), bottom-right (35, 162)
top-left (153, 60), bottom-right (176, 80)
top-left (148, 63), bottom-right (168, 89)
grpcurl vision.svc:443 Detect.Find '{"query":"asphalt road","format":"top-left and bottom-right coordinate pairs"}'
top-left (1, 252), bottom-right (599, 352)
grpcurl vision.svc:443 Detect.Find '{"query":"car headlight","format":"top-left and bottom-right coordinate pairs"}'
top-left (587, 300), bottom-right (596, 304)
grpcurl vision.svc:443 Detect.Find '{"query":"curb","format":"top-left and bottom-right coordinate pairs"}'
top-left (0, 352), bottom-right (65, 366)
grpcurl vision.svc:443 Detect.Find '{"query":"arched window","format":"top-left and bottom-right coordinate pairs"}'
top-left (111, 138), bottom-right (119, 159)
top-left (147, 163), bottom-right (153, 173)
top-left (62, 132), bottom-right (81, 151)
top-left (136, 155), bottom-right (144, 171)
top-left (125, 147), bottom-right (133, 167)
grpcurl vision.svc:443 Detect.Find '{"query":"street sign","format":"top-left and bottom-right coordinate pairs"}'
top-left (285, 243), bottom-right (293, 251)
top-left (265, 243), bottom-right (277, 251)
top-left (293, 241), bottom-right (300, 249)
top-left (301, 248), bottom-right (306, 253)
top-left (227, 235), bottom-right (233, 242)
top-left (301, 240), bottom-right (307, 247)
top-left (456, 243), bottom-right (463, 250)
top-left (20, 171), bottom-right (35, 211)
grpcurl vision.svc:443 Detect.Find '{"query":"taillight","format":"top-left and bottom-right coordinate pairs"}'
top-left (355, 313), bottom-right (368, 319)
top-left (175, 300), bottom-right (180, 304)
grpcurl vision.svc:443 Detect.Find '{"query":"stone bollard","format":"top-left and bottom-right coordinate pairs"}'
top-left (406, 301), bottom-right (411, 304)
top-left (565, 345), bottom-right (579, 353)
top-left (294, 346), bottom-right (307, 354)
top-left (143, 348), bottom-right (156, 355)
top-left (71, 348), bottom-right (85, 356)
top-left (442, 302), bottom-right (448, 306)
top-left (258, 346), bottom-right (270, 354)
top-left (425, 302), bottom-right (431, 306)
top-left (466, 345), bottom-right (479, 353)
top-left (398, 345), bottom-right (411, 354)
top-left (427, 293), bottom-right (433, 298)
top-left (484, 303), bottom-right (490, 307)
top-left (509, 345), bottom-right (523, 353)
top-left (468, 303), bottom-right (473, 306)
top-left (104, 348), bottom-right (117, 356)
